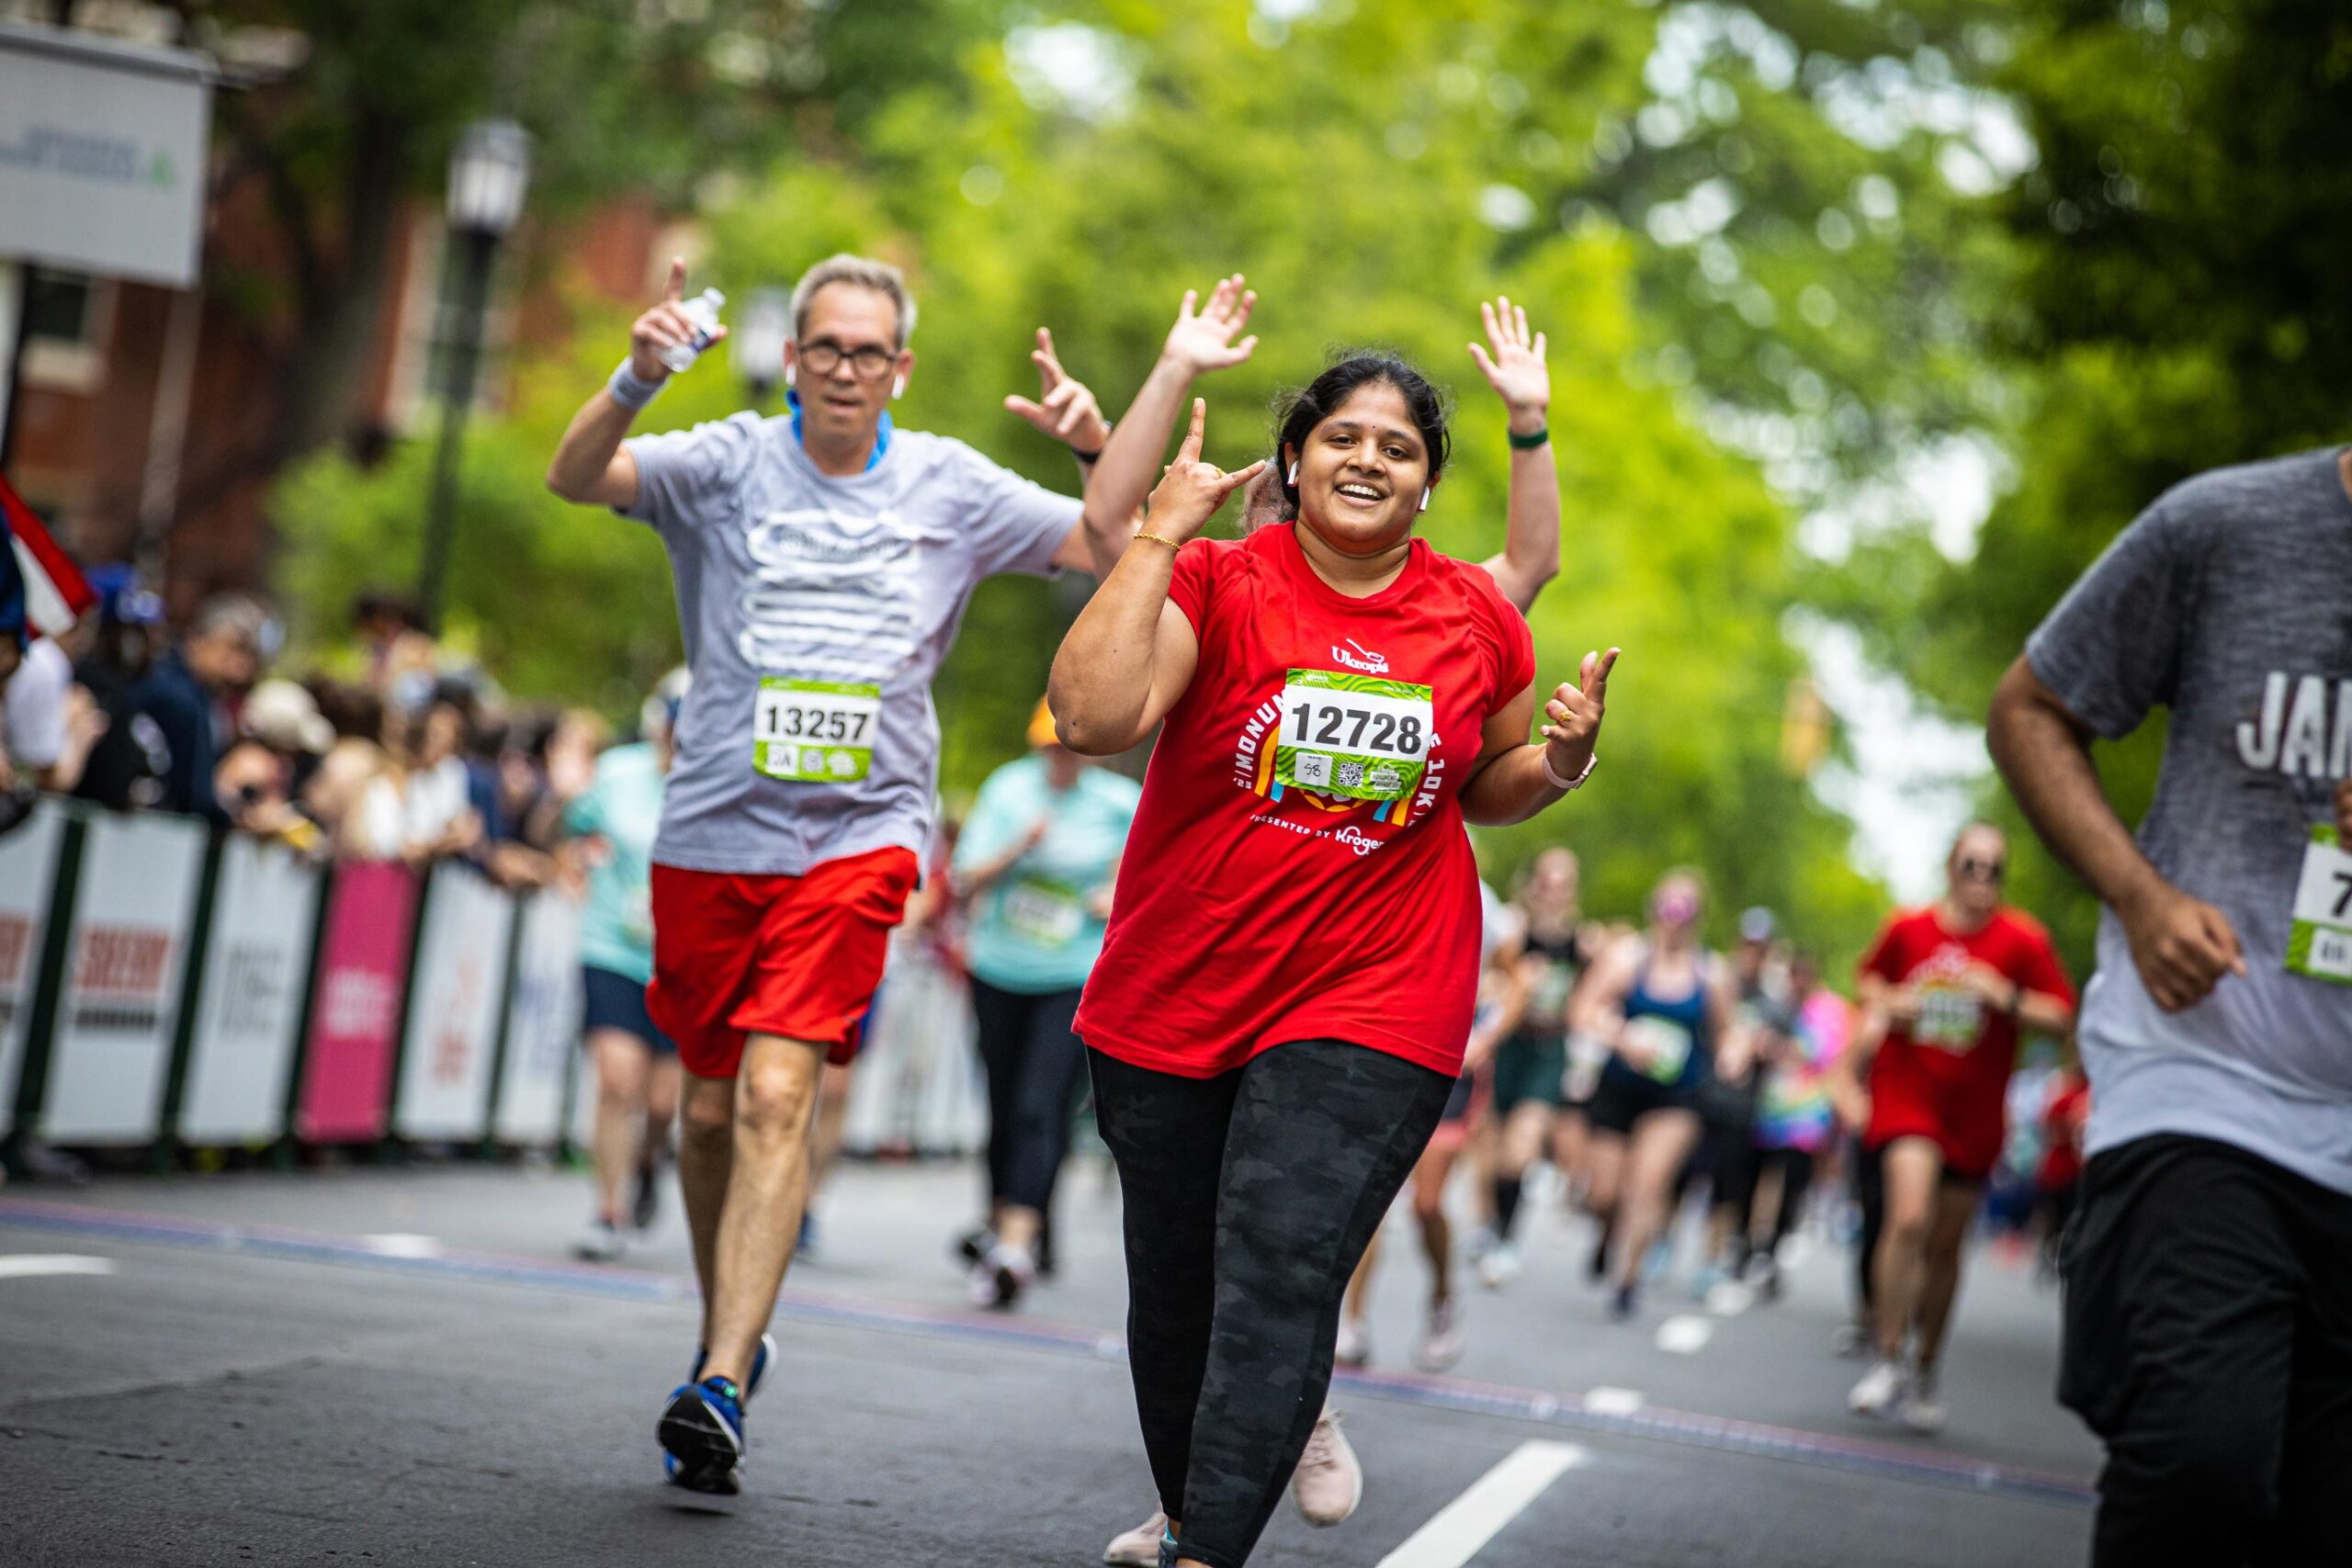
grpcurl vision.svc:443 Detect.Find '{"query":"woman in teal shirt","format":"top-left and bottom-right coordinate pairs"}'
top-left (951, 699), bottom-right (1140, 1308)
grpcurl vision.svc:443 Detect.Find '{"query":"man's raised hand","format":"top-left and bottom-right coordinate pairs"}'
top-left (628, 257), bottom-right (726, 383)
top-left (1162, 275), bottom-right (1260, 376)
top-left (1004, 328), bottom-right (1112, 452)
top-left (1144, 400), bottom-right (1267, 542)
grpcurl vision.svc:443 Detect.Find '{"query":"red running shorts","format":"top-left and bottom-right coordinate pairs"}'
top-left (647, 847), bottom-right (919, 1078)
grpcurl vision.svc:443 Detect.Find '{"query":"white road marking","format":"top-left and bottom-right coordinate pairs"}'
top-left (1655, 1314), bottom-right (1713, 1355)
top-left (0, 1253), bottom-right (119, 1279)
top-left (359, 1233), bottom-right (443, 1258)
top-left (1375, 1439), bottom-right (1587, 1568)
top-left (1582, 1385), bottom-right (1645, 1416)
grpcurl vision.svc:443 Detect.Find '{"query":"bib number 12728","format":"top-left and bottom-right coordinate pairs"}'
top-left (753, 678), bottom-right (880, 784)
top-left (1274, 668), bottom-right (1433, 803)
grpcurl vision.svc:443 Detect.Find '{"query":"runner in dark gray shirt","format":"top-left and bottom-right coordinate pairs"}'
top-left (1990, 446), bottom-right (2352, 1567)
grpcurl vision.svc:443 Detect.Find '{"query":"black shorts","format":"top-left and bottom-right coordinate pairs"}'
top-left (1492, 1032), bottom-right (1567, 1115)
top-left (581, 964), bottom-right (676, 1055)
top-left (1438, 1068), bottom-right (1480, 1126)
top-left (1585, 1071), bottom-right (1695, 1135)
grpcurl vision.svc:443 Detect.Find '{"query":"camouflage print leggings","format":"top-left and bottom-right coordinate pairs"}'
top-left (1089, 1040), bottom-right (1453, 1568)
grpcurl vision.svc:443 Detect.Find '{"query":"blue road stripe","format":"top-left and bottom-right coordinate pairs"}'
top-left (0, 1197), bottom-right (2094, 1509)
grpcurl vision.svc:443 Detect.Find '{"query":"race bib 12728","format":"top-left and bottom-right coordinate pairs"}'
top-left (2286, 824), bottom-right (2352, 986)
top-left (753, 678), bottom-right (880, 784)
top-left (1273, 669), bottom-right (1433, 804)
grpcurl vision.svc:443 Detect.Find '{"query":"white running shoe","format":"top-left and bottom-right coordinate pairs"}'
top-left (1476, 1242), bottom-right (1522, 1290)
top-left (1831, 1322), bottom-right (1872, 1359)
top-left (571, 1219), bottom-right (627, 1262)
top-left (1335, 1314), bottom-right (1373, 1368)
top-left (1102, 1509), bottom-right (1170, 1567)
top-left (1290, 1406), bottom-right (1363, 1527)
top-left (967, 1242), bottom-right (1035, 1309)
top-left (1900, 1368), bottom-right (1948, 1434)
top-left (1414, 1299), bottom-right (1465, 1372)
top-left (1848, 1358), bottom-right (1908, 1419)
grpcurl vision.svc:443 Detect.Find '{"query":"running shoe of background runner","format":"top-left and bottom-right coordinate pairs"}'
top-left (1335, 1314), bottom-right (1373, 1368)
top-left (1847, 1357), bottom-right (1909, 1419)
top-left (1290, 1407), bottom-right (1363, 1526)
top-left (1831, 1322), bottom-right (1871, 1358)
top-left (1609, 1282), bottom-right (1639, 1322)
top-left (631, 1156), bottom-right (662, 1232)
top-left (572, 1218), bottom-right (628, 1262)
top-left (969, 1240), bottom-right (1035, 1309)
top-left (954, 1224), bottom-right (995, 1269)
top-left (1415, 1300), bottom-right (1465, 1371)
top-left (1899, 1367), bottom-right (1947, 1433)
top-left (1476, 1240), bottom-right (1523, 1290)
top-left (1102, 1510), bottom-right (1170, 1568)
top-left (658, 1375), bottom-right (746, 1495)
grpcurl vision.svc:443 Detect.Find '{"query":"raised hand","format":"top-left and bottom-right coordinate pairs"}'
top-left (1145, 399), bottom-right (1269, 542)
top-left (629, 257), bottom-right (727, 382)
top-left (1162, 275), bottom-right (1260, 376)
top-left (1004, 327), bottom-right (1112, 452)
top-left (1538, 647), bottom-right (1618, 782)
top-left (1468, 295), bottom-right (1549, 424)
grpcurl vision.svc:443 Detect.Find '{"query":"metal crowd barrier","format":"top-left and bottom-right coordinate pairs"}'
top-left (0, 797), bottom-right (989, 1164)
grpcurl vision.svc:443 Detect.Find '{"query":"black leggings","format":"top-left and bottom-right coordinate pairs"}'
top-left (1090, 1040), bottom-right (1452, 1568)
top-left (1738, 1145), bottom-right (1815, 1259)
top-left (970, 979), bottom-right (1088, 1215)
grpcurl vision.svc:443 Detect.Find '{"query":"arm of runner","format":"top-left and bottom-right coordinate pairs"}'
top-left (1048, 400), bottom-right (1261, 754)
top-left (1988, 655), bottom-right (2245, 1010)
top-left (1059, 276), bottom-right (1259, 576)
top-left (1568, 935), bottom-right (1640, 1058)
top-left (1458, 649), bottom-right (1617, 826)
top-left (1467, 297), bottom-right (1560, 614)
top-left (546, 258), bottom-right (720, 509)
top-left (954, 817), bottom-right (1051, 898)
top-left (1703, 957), bottom-right (1744, 1073)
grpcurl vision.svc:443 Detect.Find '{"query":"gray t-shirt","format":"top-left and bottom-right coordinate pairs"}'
top-left (623, 413), bottom-right (1080, 875)
top-left (2026, 447), bottom-right (2352, 1194)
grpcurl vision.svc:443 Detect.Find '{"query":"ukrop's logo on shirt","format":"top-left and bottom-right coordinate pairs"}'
top-left (739, 507), bottom-right (921, 679)
top-left (2235, 671), bottom-right (2352, 779)
top-left (1330, 638), bottom-right (1389, 674)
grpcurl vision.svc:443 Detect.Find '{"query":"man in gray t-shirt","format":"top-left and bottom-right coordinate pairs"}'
top-left (547, 253), bottom-right (1259, 1497)
top-left (1990, 446), bottom-right (2352, 1565)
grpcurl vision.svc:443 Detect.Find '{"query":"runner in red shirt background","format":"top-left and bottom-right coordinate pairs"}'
top-left (1049, 301), bottom-right (1613, 1568)
top-left (1833, 822), bottom-right (2075, 1434)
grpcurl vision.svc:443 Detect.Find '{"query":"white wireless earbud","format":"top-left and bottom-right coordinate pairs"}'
top-left (784, 364), bottom-right (797, 388)
top-left (1419, 487), bottom-right (1431, 513)
top-left (892, 374), bottom-right (907, 398)
top-left (1286, 462), bottom-right (1299, 485)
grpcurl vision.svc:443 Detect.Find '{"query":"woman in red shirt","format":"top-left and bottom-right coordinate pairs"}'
top-left (1050, 289), bottom-right (1614, 1568)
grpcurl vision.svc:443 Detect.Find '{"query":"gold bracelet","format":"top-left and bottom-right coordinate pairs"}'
top-left (1132, 530), bottom-right (1182, 550)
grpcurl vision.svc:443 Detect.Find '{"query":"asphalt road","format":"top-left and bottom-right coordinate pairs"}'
top-left (0, 1152), bottom-right (2099, 1567)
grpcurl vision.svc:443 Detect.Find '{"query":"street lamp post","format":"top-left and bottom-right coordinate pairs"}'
top-left (417, 118), bottom-right (530, 636)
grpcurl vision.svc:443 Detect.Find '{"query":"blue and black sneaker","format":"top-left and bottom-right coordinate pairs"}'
top-left (662, 1333), bottom-right (776, 1489)
top-left (659, 1376), bottom-right (746, 1495)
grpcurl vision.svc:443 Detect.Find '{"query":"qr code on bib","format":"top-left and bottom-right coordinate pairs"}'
top-left (1336, 760), bottom-right (1365, 788)
top-left (1295, 752), bottom-right (1332, 785)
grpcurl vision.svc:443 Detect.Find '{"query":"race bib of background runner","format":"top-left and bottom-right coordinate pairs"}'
top-left (1002, 875), bottom-right (1086, 945)
top-left (2286, 825), bottom-right (2352, 985)
top-left (1913, 984), bottom-right (1984, 1052)
top-left (1622, 1015), bottom-right (1693, 1085)
top-left (752, 678), bottom-right (881, 784)
top-left (1273, 669), bottom-right (1433, 803)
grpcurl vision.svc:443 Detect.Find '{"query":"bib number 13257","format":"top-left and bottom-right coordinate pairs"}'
top-left (1274, 668), bottom-right (1433, 803)
top-left (2286, 824), bottom-right (2352, 985)
top-left (753, 677), bottom-right (880, 784)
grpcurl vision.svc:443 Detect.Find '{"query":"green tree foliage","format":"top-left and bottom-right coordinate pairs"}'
top-left (275, 0), bottom-right (1933, 959)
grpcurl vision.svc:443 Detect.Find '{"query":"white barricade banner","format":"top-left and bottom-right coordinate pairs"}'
top-left (0, 800), bottom-right (69, 1135)
top-left (177, 837), bottom-right (322, 1145)
top-left (41, 811), bottom-right (206, 1144)
top-left (493, 890), bottom-right (583, 1145)
top-left (392, 862), bottom-right (514, 1141)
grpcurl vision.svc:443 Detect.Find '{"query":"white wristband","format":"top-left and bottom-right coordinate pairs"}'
top-left (608, 358), bottom-right (664, 411)
top-left (1541, 748), bottom-right (1597, 792)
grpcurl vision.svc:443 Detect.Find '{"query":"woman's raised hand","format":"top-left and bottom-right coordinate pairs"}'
top-left (1162, 275), bottom-right (1260, 376)
top-left (1539, 647), bottom-right (1618, 782)
top-left (1145, 400), bottom-right (1268, 542)
top-left (1467, 295), bottom-right (1549, 423)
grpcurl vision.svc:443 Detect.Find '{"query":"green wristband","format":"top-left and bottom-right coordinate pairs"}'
top-left (1508, 425), bottom-right (1551, 450)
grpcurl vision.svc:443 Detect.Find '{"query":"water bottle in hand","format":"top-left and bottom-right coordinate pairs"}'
top-left (660, 288), bottom-right (726, 374)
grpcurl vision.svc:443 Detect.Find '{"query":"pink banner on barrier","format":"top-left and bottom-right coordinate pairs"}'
top-left (297, 861), bottom-right (420, 1144)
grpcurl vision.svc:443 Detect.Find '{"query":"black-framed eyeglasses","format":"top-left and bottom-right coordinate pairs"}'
top-left (1955, 856), bottom-right (2007, 883)
top-left (798, 340), bottom-right (898, 380)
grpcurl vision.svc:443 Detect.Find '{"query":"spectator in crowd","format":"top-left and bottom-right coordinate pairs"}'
top-left (214, 739), bottom-right (322, 854)
top-left (398, 686), bottom-right (485, 864)
top-left (71, 567), bottom-right (170, 812)
top-left (5, 615), bottom-right (106, 794)
top-left (350, 588), bottom-right (424, 693)
top-left (119, 594), bottom-right (273, 824)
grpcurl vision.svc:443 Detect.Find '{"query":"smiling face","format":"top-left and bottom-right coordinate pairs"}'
top-left (1285, 380), bottom-right (1435, 558)
top-left (785, 282), bottom-right (912, 451)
